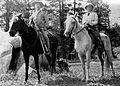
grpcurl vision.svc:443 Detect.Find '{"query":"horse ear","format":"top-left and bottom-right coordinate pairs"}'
top-left (15, 13), bottom-right (22, 20)
top-left (13, 17), bottom-right (19, 22)
top-left (18, 14), bottom-right (22, 19)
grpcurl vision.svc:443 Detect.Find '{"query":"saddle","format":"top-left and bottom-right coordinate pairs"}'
top-left (86, 25), bottom-right (98, 44)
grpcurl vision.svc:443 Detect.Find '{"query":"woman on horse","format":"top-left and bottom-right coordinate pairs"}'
top-left (82, 3), bottom-right (104, 50)
top-left (29, 1), bottom-right (50, 55)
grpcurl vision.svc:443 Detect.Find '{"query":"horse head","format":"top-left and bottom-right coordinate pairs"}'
top-left (9, 13), bottom-right (27, 37)
top-left (64, 16), bottom-right (78, 37)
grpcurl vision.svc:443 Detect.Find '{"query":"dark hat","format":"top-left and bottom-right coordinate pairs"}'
top-left (22, 11), bottom-right (30, 19)
top-left (32, 1), bottom-right (44, 7)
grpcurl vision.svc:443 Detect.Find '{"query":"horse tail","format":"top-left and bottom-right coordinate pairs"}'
top-left (8, 47), bottom-right (21, 73)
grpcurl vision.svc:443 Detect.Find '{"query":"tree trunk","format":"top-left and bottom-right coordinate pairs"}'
top-left (5, 0), bottom-right (10, 32)
top-left (74, 0), bottom-right (76, 14)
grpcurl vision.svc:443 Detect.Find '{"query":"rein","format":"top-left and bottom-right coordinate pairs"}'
top-left (71, 17), bottom-right (84, 36)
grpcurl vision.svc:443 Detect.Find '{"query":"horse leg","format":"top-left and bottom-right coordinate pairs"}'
top-left (52, 49), bottom-right (58, 73)
top-left (106, 50), bottom-right (115, 76)
top-left (109, 57), bottom-right (115, 76)
top-left (78, 53), bottom-right (86, 81)
top-left (24, 54), bottom-right (30, 82)
top-left (86, 51), bottom-right (91, 82)
top-left (45, 53), bottom-right (52, 75)
top-left (98, 49), bottom-right (104, 78)
top-left (51, 52), bottom-right (56, 74)
top-left (33, 54), bottom-right (41, 83)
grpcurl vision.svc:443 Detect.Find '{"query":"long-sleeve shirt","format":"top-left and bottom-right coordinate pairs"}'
top-left (82, 12), bottom-right (98, 26)
top-left (29, 10), bottom-right (49, 29)
top-left (36, 11), bottom-right (49, 28)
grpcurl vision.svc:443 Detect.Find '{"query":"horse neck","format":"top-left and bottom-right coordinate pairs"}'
top-left (21, 26), bottom-right (38, 45)
top-left (74, 21), bottom-right (90, 42)
top-left (20, 24), bottom-right (28, 37)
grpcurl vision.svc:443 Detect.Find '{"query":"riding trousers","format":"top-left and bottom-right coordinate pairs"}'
top-left (86, 25), bottom-right (103, 49)
top-left (41, 29), bottom-right (50, 49)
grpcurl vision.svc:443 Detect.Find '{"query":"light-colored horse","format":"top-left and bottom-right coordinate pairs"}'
top-left (64, 15), bottom-right (115, 82)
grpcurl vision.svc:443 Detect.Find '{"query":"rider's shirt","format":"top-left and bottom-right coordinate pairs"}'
top-left (82, 12), bottom-right (98, 26)
top-left (29, 10), bottom-right (40, 25)
top-left (29, 10), bottom-right (49, 30)
top-left (36, 11), bottom-right (49, 29)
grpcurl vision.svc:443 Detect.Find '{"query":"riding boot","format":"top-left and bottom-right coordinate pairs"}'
top-left (96, 35), bottom-right (104, 51)
top-left (90, 28), bottom-right (104, 51)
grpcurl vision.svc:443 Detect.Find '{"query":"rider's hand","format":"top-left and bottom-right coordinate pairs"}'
top-left (83, 22), bottom-right (89, 27)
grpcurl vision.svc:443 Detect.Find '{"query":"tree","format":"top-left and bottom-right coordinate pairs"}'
top-left (87, 0), bottom-right (111, 31)
top-left (0, 0), bottom-right (28, 31)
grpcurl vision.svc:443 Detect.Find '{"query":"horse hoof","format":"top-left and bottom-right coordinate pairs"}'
top-left (81, 78), bottom-right (86, 82)
top-left (23, 81), bottom-right (28, 85)
top-left (113, 72), bottom-right (115, 76)
top-left (86, 80), bottom-right (91, 83)
top-left (99, 76), bottom-right (104, 80)
top-left (38, 80), bottom-right (41, 84)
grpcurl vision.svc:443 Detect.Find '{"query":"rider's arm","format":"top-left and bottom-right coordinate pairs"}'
top-left (89, 13), bottom-right (98, 26)
top-left (82, 14), bottom-right (89, 27)
top-left (29, 14), bottom-right (34, 26)
top-left (82, 13), bottom-right (90, 26)
top-left (82, 14), bottom-right (87, 25)
top-left (44, 12), bottom-right (49, 28)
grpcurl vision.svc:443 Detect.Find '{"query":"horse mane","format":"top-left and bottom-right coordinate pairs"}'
top-left (9, 13), bottom-right (22, 31)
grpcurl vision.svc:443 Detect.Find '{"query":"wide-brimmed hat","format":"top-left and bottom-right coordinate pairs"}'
top-left (32, 1), bottom-right (44, 7)
top-left (85, 3), bottom-right (94, 10)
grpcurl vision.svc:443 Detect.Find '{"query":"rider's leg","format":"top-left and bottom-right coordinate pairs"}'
top-left (42, 31), bottom-right (50, 52)
top-left (91, 29), bottom-right (103, 49)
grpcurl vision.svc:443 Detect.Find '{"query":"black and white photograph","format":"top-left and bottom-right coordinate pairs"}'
top-left (0, 0), bottom-right (120, 86)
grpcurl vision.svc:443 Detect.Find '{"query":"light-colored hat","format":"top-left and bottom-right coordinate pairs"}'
top-left (32, 1), bottom-right (44, 7)
top-left (85, 3), bottom-right (94, 10)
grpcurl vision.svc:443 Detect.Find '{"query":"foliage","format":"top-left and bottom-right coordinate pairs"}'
top-left (106, 23), bottom-right (120, 47)
top-left (0, 0), bottom-right (28, 31)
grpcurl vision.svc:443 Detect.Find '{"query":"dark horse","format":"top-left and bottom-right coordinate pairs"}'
top-left (9, 14), bottom-right (58, 83)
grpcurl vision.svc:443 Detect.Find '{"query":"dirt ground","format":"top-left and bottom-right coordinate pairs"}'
top-left (0, 61), bottom-right (120, 86)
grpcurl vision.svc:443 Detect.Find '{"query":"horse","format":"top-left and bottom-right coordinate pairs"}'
top-left (9, 14), bottom-right (58, 83)
top-left (64, 15), bottom-right (115, 82)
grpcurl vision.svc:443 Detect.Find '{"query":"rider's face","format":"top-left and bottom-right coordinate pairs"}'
top-left (86, 5), bottom-right (93, 12)
top-left (35, 4), bottom-right (40, 11)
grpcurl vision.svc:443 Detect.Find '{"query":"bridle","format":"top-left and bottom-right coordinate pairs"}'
top-left (70, 17), bottom-right (84, 36)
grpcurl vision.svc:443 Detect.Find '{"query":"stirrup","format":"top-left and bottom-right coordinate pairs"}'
top-left (45, 50), bottom-right (51, 55)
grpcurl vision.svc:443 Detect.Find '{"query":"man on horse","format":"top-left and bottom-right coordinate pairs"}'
top-left (21, 7), bottom-right (30, 24)
top-left (29, 1), bottom-right (50, 55)
top-left (82, 3), bottom-right (104, 51)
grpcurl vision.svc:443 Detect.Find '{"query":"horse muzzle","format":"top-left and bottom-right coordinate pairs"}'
top-left (64, 31), bottom-right (71, 37)
top-left (9, 30), bottom-right (16, 37)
